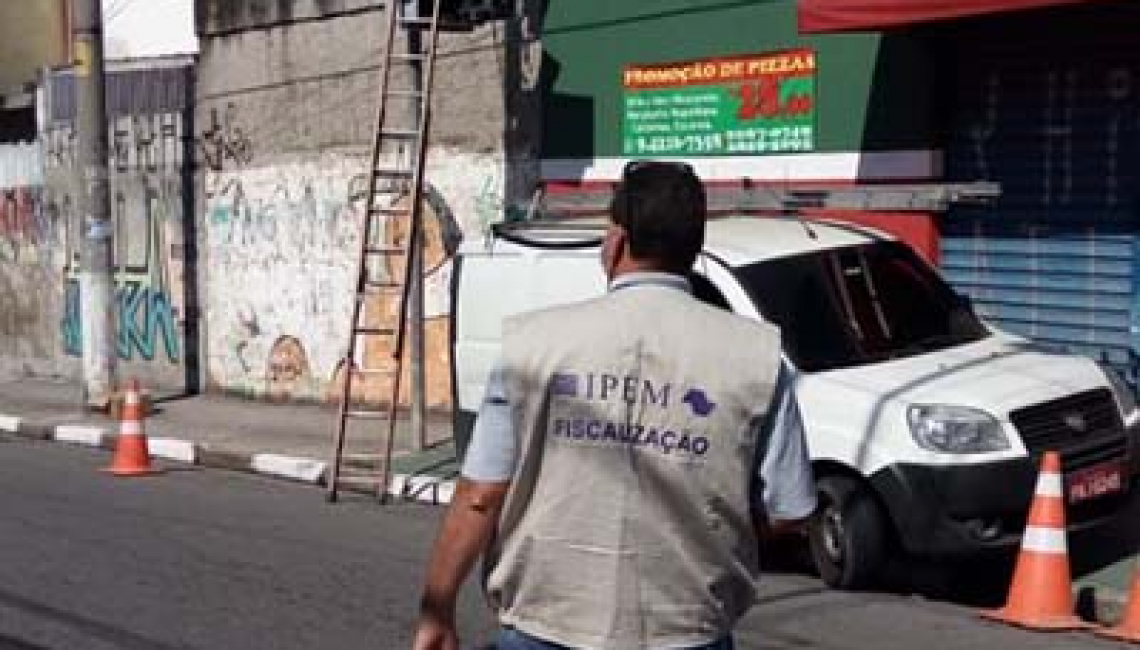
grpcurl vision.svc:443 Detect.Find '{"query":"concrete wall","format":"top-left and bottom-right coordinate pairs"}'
top-left (0, 142), bottom-right (72, 379)
top-left (0, 0), bottom-right (69, 94)
top-left (195, 0), bottom-right (538, 407)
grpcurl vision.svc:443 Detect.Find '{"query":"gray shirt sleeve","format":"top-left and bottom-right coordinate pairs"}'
top-left (460, 361), bottom-right (517, 482)
top-left (751, 364), bottom-right (817, 521)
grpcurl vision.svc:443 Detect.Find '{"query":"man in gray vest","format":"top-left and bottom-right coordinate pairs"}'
top-left (413, 161), bottom-right (816, 650)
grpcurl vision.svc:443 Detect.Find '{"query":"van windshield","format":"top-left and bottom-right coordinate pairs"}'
top-left (734, 242), bottom-right (990, 372)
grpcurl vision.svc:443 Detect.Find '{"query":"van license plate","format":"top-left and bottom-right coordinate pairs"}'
top-left (1067, 461), bottom-right (1124, 504)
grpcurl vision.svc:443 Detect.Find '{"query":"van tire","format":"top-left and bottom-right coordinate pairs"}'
top-left (808, 476), bottom-right (887, 590)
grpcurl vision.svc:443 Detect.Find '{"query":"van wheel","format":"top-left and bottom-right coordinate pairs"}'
top-left (808, 476), bottom-right (887, 590)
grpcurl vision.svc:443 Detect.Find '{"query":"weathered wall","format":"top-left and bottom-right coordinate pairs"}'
top-left (0, 143), bottom-right (71, 379)
top-left (37, 58), bottom-right (196, 390)
top-left (0, 0), bottom-right (69, 93)
top-left (196, 0), bottom-right (533, 406)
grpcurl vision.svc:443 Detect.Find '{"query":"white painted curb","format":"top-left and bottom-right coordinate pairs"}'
top-left (393, 474), bottom-right (456, 505)
top-left (53, 425), bottom-right (106, 447)
top-left (250, 453), bottom-right (328, 484)
top-left (148, 438), bottom-right (197, 464)
top-left (0, 414), bottom-right (19, 432)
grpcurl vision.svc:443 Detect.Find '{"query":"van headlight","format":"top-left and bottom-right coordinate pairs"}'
top-left (907, 405), bottom-right (1010, 453)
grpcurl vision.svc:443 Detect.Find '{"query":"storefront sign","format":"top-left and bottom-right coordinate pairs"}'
top-left (621, 49), bottom-right (817, 157)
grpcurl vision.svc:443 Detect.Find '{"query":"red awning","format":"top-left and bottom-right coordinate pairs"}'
top-left (799, 0), bottom-right (1106, 32)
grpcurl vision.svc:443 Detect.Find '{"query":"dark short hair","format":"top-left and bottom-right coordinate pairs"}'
top-left (610, 160), bottom-right (707, 273)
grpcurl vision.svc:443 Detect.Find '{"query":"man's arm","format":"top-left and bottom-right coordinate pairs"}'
top-left (415, 479), bottom-right (509, 647)
top-left (751, 364), bottom-right (817, 541)
top-left (414, 362), bottom-right (518, 650)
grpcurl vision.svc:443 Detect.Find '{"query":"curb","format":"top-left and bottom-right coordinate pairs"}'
top-left (0, 412), bottom-right (456, 505)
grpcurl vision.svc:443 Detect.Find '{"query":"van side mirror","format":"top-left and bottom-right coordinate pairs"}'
top-left (949, 292), bottom-right (982, 334)
top-left (952, 292), bottom-right (974, 314)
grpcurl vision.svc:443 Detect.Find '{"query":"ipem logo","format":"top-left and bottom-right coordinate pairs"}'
top-left (551, 371), bottom-right (716, 418)
top-left (551, 372), bottom-right (670, 407)
top-left (682, 389), bottom-right (717, 418)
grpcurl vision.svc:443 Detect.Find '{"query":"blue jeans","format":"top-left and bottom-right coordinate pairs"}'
top-left (495, 627), bottom-right (735, 650)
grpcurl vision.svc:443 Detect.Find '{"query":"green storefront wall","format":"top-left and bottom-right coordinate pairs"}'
top-left (540, 0), bottom-right (940, 160)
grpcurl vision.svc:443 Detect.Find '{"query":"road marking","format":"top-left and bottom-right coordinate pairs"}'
top-left (53, 425), bottom-right (106, 446)
top-left (395, 475), bottom-right (455, 505)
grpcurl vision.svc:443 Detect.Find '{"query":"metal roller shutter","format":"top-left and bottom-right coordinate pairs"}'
top-left (941, 4), bottom-right (1140, 384)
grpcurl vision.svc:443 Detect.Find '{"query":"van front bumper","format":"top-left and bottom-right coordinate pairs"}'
top-left (870, 454), bottom-right (1134, 558)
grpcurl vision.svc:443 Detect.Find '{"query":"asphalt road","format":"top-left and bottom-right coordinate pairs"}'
top-left (0, 436), bottom-right (1132, 650)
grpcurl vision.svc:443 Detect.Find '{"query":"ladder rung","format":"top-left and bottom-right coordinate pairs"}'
top-left (381, 128), bottom-right (420, 139)
top-left (355, 367), bottom-right (399, 377)
top-left (363, 279), bottom-right (402, 289)
top-left (354, 326), bottom-right (397, 336)
top-left (375, 167), bottom-right (414, 179)
top-left (399, 17), bottom-right (435, 27)
top-left (365, 245), bottom-right (405, 255)
top-left (345, 409), bottom-right (389, 420)
top-left (371, 206), bottom-right (409, 216)
top-left (342, 449), bottom-right (383, 460)
top-left (334, 475), bottom-right (384, 489)
top-left (390, 52), bottom-right (429, 62)
top-left (384, 89), bottom-right (425, 98)
top-left (356, 291), bottom-right (401, 304)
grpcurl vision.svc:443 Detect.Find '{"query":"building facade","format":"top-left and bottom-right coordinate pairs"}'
top-left (537, 0), bottom-right (1140, 386)
top-left (194, 0), bottom-right (535, 406)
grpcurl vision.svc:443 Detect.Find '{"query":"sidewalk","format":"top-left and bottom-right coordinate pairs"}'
top-left (0, 376), bottom-right (1136, 626)
top-left (0, 377), bottom-right (462, 504)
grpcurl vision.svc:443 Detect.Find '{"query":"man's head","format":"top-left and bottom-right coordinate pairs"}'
top-left (601, 160), bottom-right (707, 279)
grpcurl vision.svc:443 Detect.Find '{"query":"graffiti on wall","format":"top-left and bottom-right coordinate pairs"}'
top-left (199, 102), bottom-right (255, 173)
top-left (48, 111), bottom-right (188, 366)
top-left (196, 100), bottom-right (508, 405)
top-left (0, 142), bottom-right (64, 362)
top-left (203, 148), bottom-right (464, 406)
top-left (0, 186), bottom-right (56, 265)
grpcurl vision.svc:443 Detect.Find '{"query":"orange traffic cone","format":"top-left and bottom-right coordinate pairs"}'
top-left (1097, 565), bottom-right (1140, 643)
top-left (103, 379), bottom-right (160, 477)
top-left (981, 451), bottom-right (1091, 630)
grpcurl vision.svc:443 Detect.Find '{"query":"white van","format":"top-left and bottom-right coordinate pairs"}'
top-left (450, 216), bottom-right (1139, 589)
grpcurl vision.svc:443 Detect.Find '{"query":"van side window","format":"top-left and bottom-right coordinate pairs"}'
top-left (688, 272), bottom-right (731, 311)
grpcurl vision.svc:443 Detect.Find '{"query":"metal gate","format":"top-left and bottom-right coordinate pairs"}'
top-left (941, 3), bottom-right (1140, 384)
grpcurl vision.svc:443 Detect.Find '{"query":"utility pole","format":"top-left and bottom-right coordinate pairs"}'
top-left (73, 0), bottom-right (117, 409)
top-left (404, 1), bottom-right (427, 450)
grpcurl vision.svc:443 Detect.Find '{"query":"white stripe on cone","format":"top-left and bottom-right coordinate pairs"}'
top-left (1021, 525), bottom-right (1068, 554)
top-left (119, 421), bottom-right (143, 436)
top-left (125, 390), bottom-right (140, 406)
top-left (1035, 472), bottom-right (1064, 498)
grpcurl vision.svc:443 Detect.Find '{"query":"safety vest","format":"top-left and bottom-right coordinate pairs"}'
top-left (485, 281), bottom-right (782, 649)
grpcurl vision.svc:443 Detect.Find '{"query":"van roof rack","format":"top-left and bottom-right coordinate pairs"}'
top-left (490, 220), bottom-right (606, 250)
top-left (536, 181), bottom-right (1001, 216)
top-left (487, 180), bottom-right (1001, 248)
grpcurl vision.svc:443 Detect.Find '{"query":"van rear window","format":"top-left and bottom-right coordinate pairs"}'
top-left (734, 242), bottom-right (989, 372)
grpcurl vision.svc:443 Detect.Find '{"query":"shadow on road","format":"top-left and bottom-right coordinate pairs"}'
top-left (0, 632), bottom-right (53, 650)
top-left (0, 586), bottom-right (185, 650)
